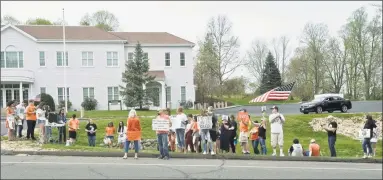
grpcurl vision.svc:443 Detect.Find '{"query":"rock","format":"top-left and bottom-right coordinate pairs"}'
top-left (309, 114), bottom-right (382, 140)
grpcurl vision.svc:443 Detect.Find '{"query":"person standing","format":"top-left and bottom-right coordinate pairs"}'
top-left (157, 109), bottom-right (172, 160)
top-left (117, 121), bottom-right (127, 149)
top-left (322, 119), bottom-right (338, 157)
top-left (229, 115), bottom-right (237, 153)
top-left (5, 101), bottom-right (16, 141)
top-left (258, 118), bottom-right (267, 155)
top-left (175, 107), bottom-right (188, 153)
top-left (85, 119), bottom-right (97, 147)
top-left (36, 104), bottom-right (47, 144)
top-left (237, 109), bottom-right (250, 154)
top-left (15, 101), bottom-right (26, 138)
top-left (25, 100), bottom-right (37, 140)
top-left (191, 115), bottom-right (200, 153)
top-left (57, 109), bottom-right (67, 143)
top-left (207, 106), bottom-right (218, 155)
top-left (123, 109), bottom-right (142, 159)
top-left (249, 121), bottom-right (260, 155)
top-left (370, 121), bottom-right (378, 157)
top-left (184, 114), bottom-right (194, 153)
top-left (68, 114), bottom-right (80, 145)
top-left (269, 106), bottom-right (285, 156)
top-left (362, 115), bottom-right (377, 158)
top-left (219, 116), bottom-right (232, 153)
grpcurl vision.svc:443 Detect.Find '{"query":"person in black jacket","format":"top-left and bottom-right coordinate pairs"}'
top-left (229, 115), bottom-right (237, 153)
top-left (362, 115), bottom-right (377, 158)
top-left (322, 120), bottom-right (338, 157)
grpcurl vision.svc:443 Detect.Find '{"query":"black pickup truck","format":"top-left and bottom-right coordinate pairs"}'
top-left (300, 96), bottom-right (352, 114)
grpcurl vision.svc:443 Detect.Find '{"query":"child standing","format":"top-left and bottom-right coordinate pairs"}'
top-left (250, 121), bottom-right (260, 155)
top-left (191, 116), bottom-right (200, 153)
top-left (105, 122), bottom-right (115, 148)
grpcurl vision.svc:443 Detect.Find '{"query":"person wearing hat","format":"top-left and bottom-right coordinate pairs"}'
top-left (269, 106), bottom-right (285, 156)
top-left (308, 139), bottom-right (321, 157)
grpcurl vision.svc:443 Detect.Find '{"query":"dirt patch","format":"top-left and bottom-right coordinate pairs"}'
top-left (309, 114), bottom-right (382, 140)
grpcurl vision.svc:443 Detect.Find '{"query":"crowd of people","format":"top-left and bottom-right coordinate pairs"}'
top-left (4, 100), bottom-right (379, 159)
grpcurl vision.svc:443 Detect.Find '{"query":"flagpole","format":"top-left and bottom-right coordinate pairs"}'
top-left (63, 8), bottom-right (68, 113)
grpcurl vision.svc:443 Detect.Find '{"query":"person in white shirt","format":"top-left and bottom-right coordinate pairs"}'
top-left (288, 139), bottom-right (304, 157)
top-left (175, 107), bottom-right (188, 153)
top-left (15, 102), bottom-right (26, 138)
top-left (269, 106), bottom-right (285, 156)
top-left (36, 104), bottom-right (47, 143)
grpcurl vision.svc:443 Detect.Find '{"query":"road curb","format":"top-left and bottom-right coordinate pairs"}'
top-left (1, 149), bottom-right (381, 164)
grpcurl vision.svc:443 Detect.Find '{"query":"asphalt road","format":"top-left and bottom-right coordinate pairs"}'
top-left (215, 101), bottom-right (382, 116)
top-left (1, 155), bottom-right (381, 179)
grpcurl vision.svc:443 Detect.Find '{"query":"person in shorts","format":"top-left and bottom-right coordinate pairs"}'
top-left (269, 106), bottom-right (285, 156)
top-left (68, 114), bottom-right (80, 145)
top-left (105, 122), bottom-right (115, 147)
top-left (237, 109), bottom-right (250, 154)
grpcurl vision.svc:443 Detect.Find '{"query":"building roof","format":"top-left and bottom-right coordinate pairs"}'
top-left (1, 25), bottom-right (194, 45)
top-left (110, 32), bottom-right (194, 45)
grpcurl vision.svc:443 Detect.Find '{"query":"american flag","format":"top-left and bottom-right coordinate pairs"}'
top-left (249, 82), bottom-right (295, 103)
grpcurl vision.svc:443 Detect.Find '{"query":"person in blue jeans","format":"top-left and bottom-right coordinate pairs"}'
top-left (156, 109), bottom-right (171, 160)
top-left (85, 119), bottom-right (97, 147)
top-left (258, 118), bottom-right (267, 155)
top-left (322, 120), bottom-right (338, 157)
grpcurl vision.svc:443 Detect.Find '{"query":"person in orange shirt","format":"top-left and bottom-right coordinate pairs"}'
top-left (123, 109), bottom-right (142, 159)
top-left (249, 121), bottom-right (260, 155)
top-left (68, 114), bottom-right (80, 145)
top-left (105, 122), bottom-right (115, 148)
top-left (237, 109), bottom-right (250, 154)
top-left (308, 139), bottom-right (322, 157)
top-left (6, 101), bottom-right (16, 141)
top-left (25, 100), bottom-right (37, 140)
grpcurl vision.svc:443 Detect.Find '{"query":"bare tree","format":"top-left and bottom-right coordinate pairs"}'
top-left (1, 15), bottom-right (21, 25)
top-left (245, 40), bottom-right (268, 85)
top-left (80, 10), bottom-right (119, 31)
top-left (300, 22), bottom-right (329, 94)
top-left (279, 36), bottom-right (291, 82)
top-left (323, 37), bottom-right (347, 93)
top-left (205, 15), bottom-right (242, 96)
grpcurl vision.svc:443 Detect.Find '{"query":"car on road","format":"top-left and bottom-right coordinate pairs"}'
top-left (300, 95), bottom-right (352, 114)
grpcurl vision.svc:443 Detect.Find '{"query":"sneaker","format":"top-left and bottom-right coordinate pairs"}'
top-left (203, 151), bottom-right (207, 155)
top-left (123, 155), bottom-right (127, 159)
top-left (367, 154), bottom-right (372, 158)
top-left (157, 156), bottom-right (164, 159)
top-left (280, 153), bottom-right (285, 157)
top-left (211, 151), bottom-right (216, 155)
top-left (363, 154), bottom-right (367, 159)
top-left (271, 153), bottom-right (277, 156)
top-left (163, 156), bottom-right (169, 160)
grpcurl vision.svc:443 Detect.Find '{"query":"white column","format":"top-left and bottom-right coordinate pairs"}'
top-left (160, 82), bottom-right (166, 109)
top-left (2, 89), bottom-right (5, 108)
top-left (19, 82), bottom-right (23, 103)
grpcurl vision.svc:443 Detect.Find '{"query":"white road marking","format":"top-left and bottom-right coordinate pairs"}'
top-left (1, 161), bottom-right (381, 171)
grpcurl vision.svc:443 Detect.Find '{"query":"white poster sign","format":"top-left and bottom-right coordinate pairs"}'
top-left (171, 116), bottom-right (181, 130)
top-left (261, 106), bottom-right (267, 112)
top-left (152, 118), bottom-right (170, 131)
top-left (197, 116), bottom-right (213, 129)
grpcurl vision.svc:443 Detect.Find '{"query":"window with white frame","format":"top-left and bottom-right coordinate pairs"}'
top-left (107, 52), bottom-right (118, 67)
top-left (56, 51), bottom-right (68, 66)
top-left (40, 87), bottom-right (46, 94)
top-left (180, 86), bottom-right (186, 102)
top-left (165, 52), bottom-right (170, 66)
top-left (82, 52), bottom-right (94, 67)
top-left (107, 87), bottom-right (119, 101)
top-left (39, 51), bottom-right (45, 66)
top-left (143, 52), bottom-right (148, 60)
top-left (57, 87), bottom-right (70, 102)
top-left (128, 52), bottom-right (133, 61)
top-left (180, 52), bottom-right (185, 66)
top-left (166, 86), bottom-right (171, 102)
top-left (83, 87), bottom-right (95, 100)
top-left (1, 51), bottom-right (23, 68)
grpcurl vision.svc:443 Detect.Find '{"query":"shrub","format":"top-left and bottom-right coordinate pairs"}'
top-left (81, 97), bottom-right (98, 111)
top-left (58, 100), bottom-right (72, 110)
top-left (37, 93), bottom-right (56, 111)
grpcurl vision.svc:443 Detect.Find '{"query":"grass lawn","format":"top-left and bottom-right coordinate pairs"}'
top-left (42, 112), bottom-right (382, 158)
top-left (221, 96), bottom-right (301, 106)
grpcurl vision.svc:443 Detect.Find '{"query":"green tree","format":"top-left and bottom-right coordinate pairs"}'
top-left (26, 18), bottom-right (53, 25)
top-left (79, 10), bottom-right (119, 31)
top-left (260, 52), bottom-right (282, 94)
top-left (120, 42), bottom-right (155, 109)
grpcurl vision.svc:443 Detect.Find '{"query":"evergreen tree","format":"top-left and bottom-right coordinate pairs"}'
top-left (260, 52), bottom-right (282, 94)
top-left (120, 42), bottom-right (155, 109)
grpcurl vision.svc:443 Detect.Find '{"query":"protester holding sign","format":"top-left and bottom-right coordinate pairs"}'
top-left (85, 119), bottom-right (97, 147)
top-left (154, 109), bottom-right (172, 160)
top-left (219, 115), bottom-right (232, 153)
top-left (361, 115), bottom-right (377, 158)
top-left (237, 109), bottom-right (250, 154)
top-left (123, 109), bottom-right (142, 159)
top-left (198, 109), bottom-right (214, 155)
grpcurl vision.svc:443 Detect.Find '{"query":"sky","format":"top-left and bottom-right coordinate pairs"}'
top-left (1, 1), bottom-right (381, 81)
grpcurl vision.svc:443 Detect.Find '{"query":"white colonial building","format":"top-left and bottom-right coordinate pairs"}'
top-left (1, 24), bottom-right (195, 110)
